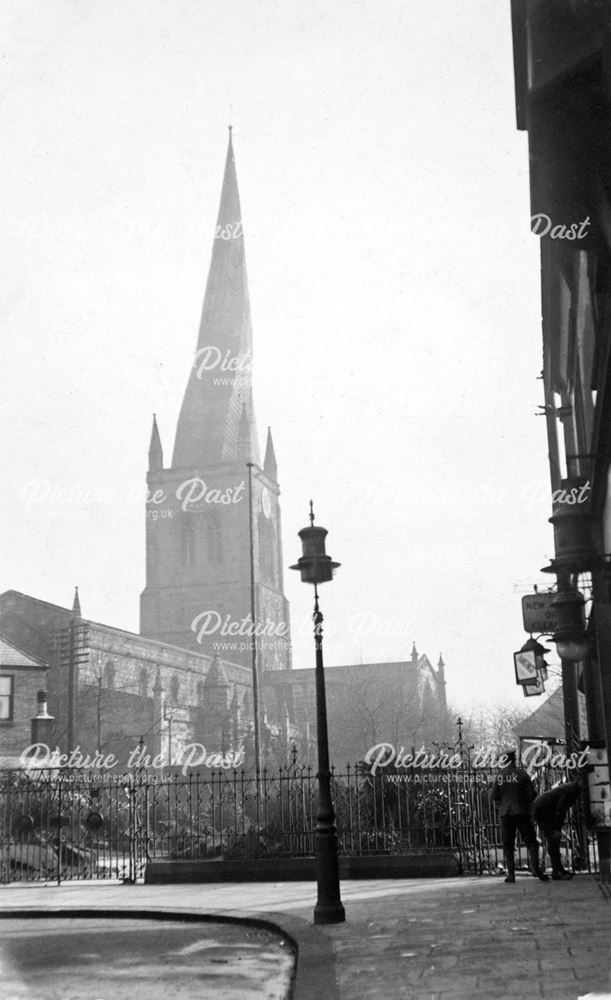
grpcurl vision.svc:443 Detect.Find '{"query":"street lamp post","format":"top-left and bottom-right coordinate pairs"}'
top-left (246, 461), bottom-right (262, 774)
top-left (291, 501), bottom-right (345, 924)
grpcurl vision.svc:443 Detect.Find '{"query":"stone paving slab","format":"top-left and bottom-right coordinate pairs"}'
top-left (321, 875), bottom-right (611, 1000)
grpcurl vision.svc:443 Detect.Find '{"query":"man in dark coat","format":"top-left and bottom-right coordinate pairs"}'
top-left (491, 749), bottom-right (549, 883)
top-left (532, 781), bottom-right (582, 880)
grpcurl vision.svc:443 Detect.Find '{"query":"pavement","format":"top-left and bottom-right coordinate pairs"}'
top-left (1, 873), bottom-right (611, 999)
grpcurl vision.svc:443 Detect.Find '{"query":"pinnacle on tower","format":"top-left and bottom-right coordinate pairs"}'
top-left (71, 587), bottom-right (81, 620)
top-left (205, 651), bottom-right (230, 689)
top-left (263, 426), bottom-right (278, 481)
top-left (436, 654), bottom-right (448, 711)
top-left (148, 414), bottom-right (163, 472)
top-left (437, 655), bottom-right (446, 688)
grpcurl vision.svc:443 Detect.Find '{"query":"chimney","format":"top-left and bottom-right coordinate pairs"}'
top-left (31, 690), bottom-right (55, 745)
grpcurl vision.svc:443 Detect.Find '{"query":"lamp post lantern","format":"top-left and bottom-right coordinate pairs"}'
top-left (551, 587), bottom-right (589, 663)
top-left (290, 501), bottom-right (345, 924)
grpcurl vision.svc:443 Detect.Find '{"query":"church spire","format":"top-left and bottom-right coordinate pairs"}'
top-left (263, 426), bottom-right (278, 482)
top-left (148, 414), bottom-right (163, 472)
top-left (172, 131), bottom-right (260, 469)
top-left (71, 586), bottom-right (81, 620)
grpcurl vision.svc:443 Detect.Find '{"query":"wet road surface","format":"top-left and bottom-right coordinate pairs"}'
top-left (0, 913), bottom-right (296, 1000)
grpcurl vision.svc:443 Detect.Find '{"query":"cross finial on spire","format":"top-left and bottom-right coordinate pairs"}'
top-left (309, 500), bottom-right (315, 526)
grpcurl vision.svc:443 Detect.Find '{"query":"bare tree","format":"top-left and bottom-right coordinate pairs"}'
top-left (459, 704), bottom-right (532, 755)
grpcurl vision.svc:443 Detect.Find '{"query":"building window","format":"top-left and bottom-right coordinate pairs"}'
top-left (0, 676), bottom-right (14, 721)
top-left (170, 676), bottom-right (180, 703)
top-left (181, 517), bottom-right (196, 567)
top-left (139, 668), bottom-right (148, 697)
top-left (207, 512), bottom-right (223, 564)
top-left (197, 681), bottom-right (204, 703)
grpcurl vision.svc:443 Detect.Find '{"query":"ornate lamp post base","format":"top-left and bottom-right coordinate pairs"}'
top-left (315, 903), bottom-right (346, 925)
top-left (314, 828), bottom-right (346, 924)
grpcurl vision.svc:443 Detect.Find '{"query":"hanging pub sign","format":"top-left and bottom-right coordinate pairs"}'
top-left (522, 676), bottom-right (545, 697)
top-left (521, 592), bottom-right (559, 635)
top-left (514, 648), bottom-right (538, 685)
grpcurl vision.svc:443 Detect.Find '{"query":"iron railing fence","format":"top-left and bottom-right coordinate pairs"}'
top-left (0, 759), bottom-right (598, 883)
top-left (0, 769), bottom-right (143, 884)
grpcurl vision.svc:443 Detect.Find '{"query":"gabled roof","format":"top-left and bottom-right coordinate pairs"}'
top-left (266, 659), bottom-right (417, 687)
top-left (0, 588), bottom-right (248, 681)
top-left (0, 589), bottom-right (71, 614)
top-left (514, 685), bottom-right (566, 741)
top-left (0, 631), bottom-right (47, 668)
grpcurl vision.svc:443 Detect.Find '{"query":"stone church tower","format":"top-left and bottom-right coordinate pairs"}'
top-left (140, 132), bottom-right (291, 675)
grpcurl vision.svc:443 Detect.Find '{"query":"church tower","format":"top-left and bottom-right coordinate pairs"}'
top-left (140, 132), bottom-right (291, 673)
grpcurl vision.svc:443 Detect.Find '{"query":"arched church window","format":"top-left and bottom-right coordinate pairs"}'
top-left (207, 512), bottom-right (223, 564)
top-left (139, 668), bottom-right (148, 697)
top-left (170, 675), bottom-right (180, 703)
top-left (197, 681), bottom-right (204, 703)
top-left (104, 661), bottom-right (115, 690)
top-left (181, 516), bottom-right (196, 567)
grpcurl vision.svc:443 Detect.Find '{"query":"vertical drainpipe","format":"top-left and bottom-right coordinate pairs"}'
top-left (541, 250), bottom-right (582, 751)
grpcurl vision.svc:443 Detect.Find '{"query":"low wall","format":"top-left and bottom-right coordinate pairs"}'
top-left (144, 853), bottom-right (460, 884)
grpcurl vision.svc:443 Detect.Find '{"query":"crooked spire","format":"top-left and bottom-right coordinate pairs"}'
top-left (172, 131), bottom-right (260, 469)
top-left (237, 403), bottom-right (252, 460)
top-left (148, 414), bottom-right (163, 472)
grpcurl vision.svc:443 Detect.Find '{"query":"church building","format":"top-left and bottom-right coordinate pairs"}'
top-left (0, 132), bottom-right (450, 769)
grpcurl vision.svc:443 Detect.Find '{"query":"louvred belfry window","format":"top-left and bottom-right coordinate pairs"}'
top-left (207, 512), bottom-right (223, 564)
top-left (181, 517), bottom-right (196, 567)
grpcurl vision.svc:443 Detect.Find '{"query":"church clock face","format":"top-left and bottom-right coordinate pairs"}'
top-left (261, 488), bottom-right (272, 519)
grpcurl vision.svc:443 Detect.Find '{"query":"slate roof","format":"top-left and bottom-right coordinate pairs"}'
top-left (0, 631), bottom-right (47, 669)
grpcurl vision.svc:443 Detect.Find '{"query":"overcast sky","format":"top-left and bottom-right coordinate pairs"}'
top-left (0, 0), bottom-right (556, 718)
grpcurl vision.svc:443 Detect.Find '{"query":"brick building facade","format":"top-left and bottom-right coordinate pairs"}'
top-left (0, 632), bottom-right (48, 761)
